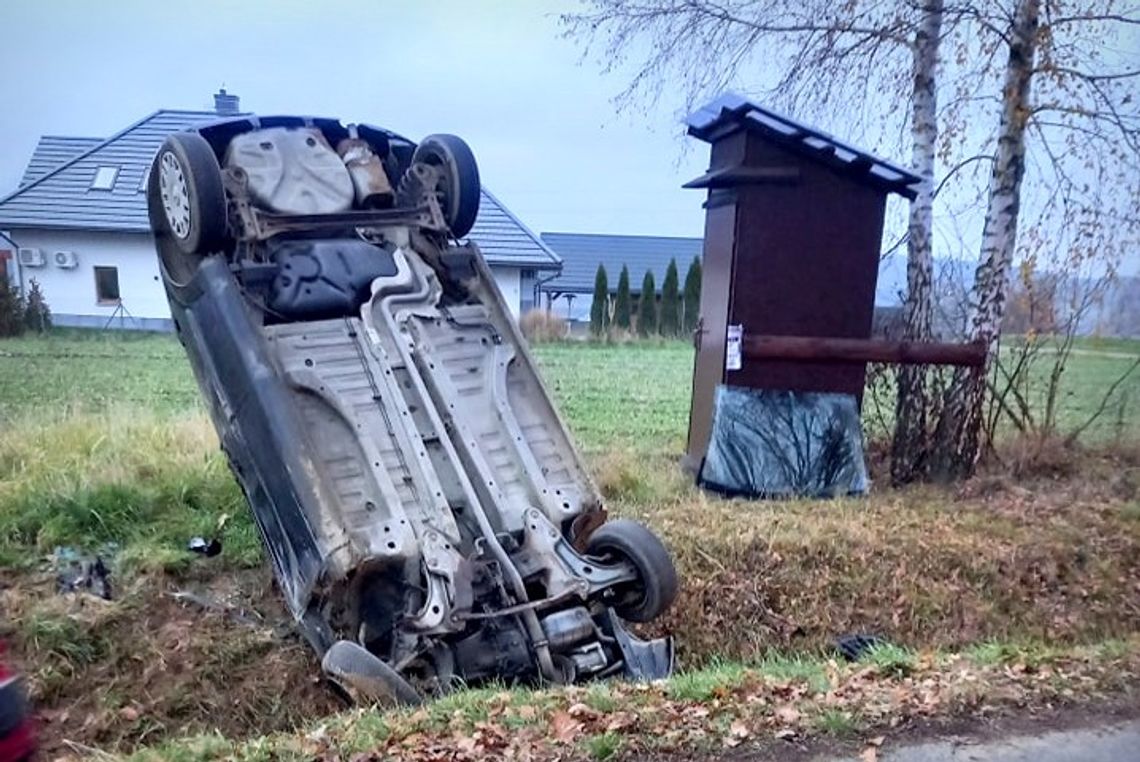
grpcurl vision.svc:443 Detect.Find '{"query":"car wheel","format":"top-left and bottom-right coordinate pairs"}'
top-left (146, 133), bottom-right (228, 300)
top-left (410, 134), bottom-right (480, 238)
top-left (587, 519), bottom-right (678, 623)
top-left (321, 640), bottom-right (422, 707)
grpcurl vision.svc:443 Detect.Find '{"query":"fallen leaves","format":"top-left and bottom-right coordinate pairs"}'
top-left (549, 711), bottom-right (582, 744)
top-left (723, 719), bottom-right (751, 747)
top-left (605, 711), bottom-right (638, 732)
top-left (28, 624), bottom-right (1140, 762)
top-left (774, 704), bottom-right (802, 724)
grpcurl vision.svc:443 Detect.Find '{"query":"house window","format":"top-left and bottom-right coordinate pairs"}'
top-left (91, 166), bottom-right (119, 190)
top-left (94, 266), bottom-right (120, 304)
top-left (519, 269), bottom-right (537, 313)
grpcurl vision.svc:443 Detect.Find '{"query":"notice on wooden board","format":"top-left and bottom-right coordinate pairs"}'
top-left (725, 324), bottom-right (743, 371)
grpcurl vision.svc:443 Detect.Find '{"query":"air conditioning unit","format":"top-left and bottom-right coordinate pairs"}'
top-left (53, 250), bottom-right (79, 269)
top-left (17, 247), bottom-right (45, 267)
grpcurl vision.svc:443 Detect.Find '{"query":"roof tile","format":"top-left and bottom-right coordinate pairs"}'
top-left (540, 232), bottom-right (702, 294)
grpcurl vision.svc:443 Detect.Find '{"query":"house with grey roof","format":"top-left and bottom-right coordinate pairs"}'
top-left (0, 91), bottom-right (560, 330)
top-left (539, 232), bottom-right (703, 323)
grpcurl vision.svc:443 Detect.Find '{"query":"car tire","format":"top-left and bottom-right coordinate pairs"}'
top-left (147, 133), bottom-right (228, 300)
top-left (587, 519), bottom-right (678, 623)
top-left (410, 134), bottom-right (480, 238)
top-left (321, 640), bottom-right (422, 707)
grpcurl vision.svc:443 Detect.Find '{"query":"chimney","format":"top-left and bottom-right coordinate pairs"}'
top-left (214, 88), bottom-right (240, 115)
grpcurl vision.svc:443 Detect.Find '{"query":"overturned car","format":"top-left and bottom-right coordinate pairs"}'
top-left (145, 115), bottom-right (678, 703)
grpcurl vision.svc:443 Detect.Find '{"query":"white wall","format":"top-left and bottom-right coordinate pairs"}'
top-left (547, 291), bottom-right (593, 323)
top-left (8, 229), bottom-right (170, 328)
top-left (492, 266), bottom-right (521, 318)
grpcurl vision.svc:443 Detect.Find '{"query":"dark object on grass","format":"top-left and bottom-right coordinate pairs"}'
top-left (54, 550), bottom-right (112, 600)
top-left (188, 537), bottom-right (223, 557)
top-left (0, 640), bottom-right (36, 762)
top-left (834, 633), bottom-right (887, 661)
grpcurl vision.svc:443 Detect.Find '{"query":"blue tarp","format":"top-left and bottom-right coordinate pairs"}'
top-left (698, 386), bottom-right (869, 499)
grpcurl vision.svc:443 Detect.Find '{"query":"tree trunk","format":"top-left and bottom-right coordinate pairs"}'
top-left (932, 0), bottom-right (1041, 480)
top-left (891, 0), bottom-right (943, 485)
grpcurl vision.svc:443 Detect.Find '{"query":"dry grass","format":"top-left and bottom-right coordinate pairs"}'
top-left (1, 371), bottom-right (1138, 755)
top-left (5, 410), bottom-right (1139, 671)
top-left (1, 569), bottom-right (339, 756)
top-left (519, 309), bottom-right (569, 342)
top-left (597, 447), bottom-right (1140, 665)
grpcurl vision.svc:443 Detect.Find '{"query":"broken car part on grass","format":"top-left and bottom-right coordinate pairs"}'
top-left (53, 547), bottom-right (113, 600)
top-left (145, 115), bottom-right (678, 704)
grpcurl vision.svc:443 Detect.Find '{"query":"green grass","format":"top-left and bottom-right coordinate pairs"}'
top-left (861, 643), bottom-right (918, 678)
top-left (21, 610), bottom-right (108, 667)
top-left (583, 731), bottom-right (623, 760)
top-left (814, 708), bottom-right (859, 734)
top-left (996, 335), bottom-right (1140, 437)
top-left (667, 658), bottom-right (749, 701)
top-left (1122, 502), bottom-right (1140, 523)
top-left (0, 329), bottom-right (1137, 615)
top-left (755, 652), bottom-right (832, 693)
top-left (0, 409), bottom-right (262, 570)
top-left (0, 333), bottom-right (699, 453)
top-left (2, 329), bottom-right (1135, 443)
top-left (532, 340), bottom-right (695, 453)
top-left (0, 330), bottom-right (201, 419)
top-left (1056, 335), bottom-right (1140, 357)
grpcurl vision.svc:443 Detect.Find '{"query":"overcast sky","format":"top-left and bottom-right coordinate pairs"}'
top-left (0, 0), bottom-right (717, 239)
top-left (3, 0), bottom-right (1133, 284)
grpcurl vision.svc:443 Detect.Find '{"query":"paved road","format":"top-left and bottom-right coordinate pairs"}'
top-left (815, 720), bottom-right (1140, 761)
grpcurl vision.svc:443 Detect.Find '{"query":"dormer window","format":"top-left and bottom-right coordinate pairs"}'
top-left (91, 166), bottom-right (118, 190)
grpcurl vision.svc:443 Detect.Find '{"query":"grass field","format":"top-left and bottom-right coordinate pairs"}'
top-left (1, 330), bottom-right (1135, 442)
top-left (1, 329), bottom-right (1138, 756)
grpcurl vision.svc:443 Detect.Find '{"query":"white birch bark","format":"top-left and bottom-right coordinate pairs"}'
top-left (969, 3), bottom-right (1039, 352)
top-left (891, 0), bottom-right (944, 484)
top-left (935, 0), bottom-right (1041, 478)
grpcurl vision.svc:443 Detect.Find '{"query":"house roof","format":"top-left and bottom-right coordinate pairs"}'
top-left (0, 110), bottom-right (559, 270)
top-left (20, 136), bottom-right (103, 187)
top-left (475, 189), bottom-right (561, 270)
top-left (685, 93), bottom-right (921, 199)
top-left (540, 232), bottom-right (702, 294)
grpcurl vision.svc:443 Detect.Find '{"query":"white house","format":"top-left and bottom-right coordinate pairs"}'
top-left (0, 92), bottom-right (560, 330)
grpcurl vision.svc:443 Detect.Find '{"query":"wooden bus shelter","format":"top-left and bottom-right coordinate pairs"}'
top-left (681, 95), bottom-right (984, 495)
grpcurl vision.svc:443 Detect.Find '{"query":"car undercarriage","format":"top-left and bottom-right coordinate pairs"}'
top-left (146, 115), bottom-right (678, 704)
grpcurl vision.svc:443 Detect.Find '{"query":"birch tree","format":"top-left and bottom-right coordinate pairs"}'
top-left (930, 0), bottom-right (1140, 476)
top-left (932, 0), bottom-right (1043, 476)
top-left (891, 0), bottom-right (945, 484)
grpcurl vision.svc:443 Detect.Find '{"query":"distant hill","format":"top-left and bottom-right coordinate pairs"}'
top-left (876, 255), bottom-right (1140, 339)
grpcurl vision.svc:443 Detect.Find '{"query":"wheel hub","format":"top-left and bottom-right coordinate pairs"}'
top-left (159, 152), bottom-right (192, 239)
